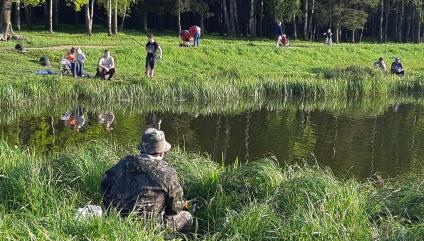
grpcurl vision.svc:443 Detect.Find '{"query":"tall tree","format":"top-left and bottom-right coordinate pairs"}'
top-left (14, 0), bottom-right (20, 31)
top-left (379, 0), bottom-right (383, 42)
top-left (48, 0), bottom-right (53, 33)
top-left (248, 0), bottom-right (256, 37)
top-left (222, 0), bottom-right (232, 35)
top-left (1, 0), bottom-right (14, 40)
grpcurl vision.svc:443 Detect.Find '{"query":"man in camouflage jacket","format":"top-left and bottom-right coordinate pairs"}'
top-left (100, 128), bottom-right (193, 232)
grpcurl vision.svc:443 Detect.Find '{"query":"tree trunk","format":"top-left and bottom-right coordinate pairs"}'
top-left (24, 4), bottom-right (31, 29)
top-left (44, 2), bottom-right (48, 28)
top-left (352, 29), bottom-right (355, 43)
top-left (85, 0), bottom-right (94, 35)
top-left (303, 0), bottom-right (309, 39)
top-left (143, 11), bottom-right (147, 33)
top-left (417, 4), bottom-right (422, 43)
top-left (200, 12), bottom-right (205, 35)
top-left (53, 0), bottom-right (58, 29)
top-left (222, 0), bottom-right (232, 36)
top-left (336, 23), bottom-right (340, 43)
top-left (259, 0), bottom-right (263, 37)
top-left (13, 0), bottom-right (20, 31)
top-left (112, 0), bottom-right (118, 34)
top-left (379, 0), bottom-right (383, 43)
top-left (248, 0), bottom-right (256, 38)
top-left (406, 11), bottom-right (412, 42)
top-left (177, 9), bottom-right (181, 35)
top-left (293, 12), bottom-right (297, 39)
top-left (120, 8), bottom-right (126, 32)
top-left (1, 0), bottom-right (15, 40)
top-left (233, 0), bottom-right (240, 35)
top-left (107, 0), bottom-right (112, 36)
top-left (384, 0), bottom-right (389, 41)
top-left (228, 0), bottom-right (235, 35)
top-left (48, 0), bottom-right (53, 33)
top-left (397, 2), bottom-right (404, 42)
top-left (308, 0), bottom-right (315, 40)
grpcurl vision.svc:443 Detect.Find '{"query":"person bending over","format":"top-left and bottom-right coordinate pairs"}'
top-left (97, 49), bottom-right (116, 80)
top-left (145, 34), bottom-right (163, 78)
top-left (374, 57), bottom-right (387, 72)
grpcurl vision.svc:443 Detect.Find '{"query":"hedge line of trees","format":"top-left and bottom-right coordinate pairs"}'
top-left (1, 0), bottom-right (423, 43)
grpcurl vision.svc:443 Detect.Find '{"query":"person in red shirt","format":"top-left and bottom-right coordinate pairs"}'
top-left (66, 47), bottom-right (77, 76)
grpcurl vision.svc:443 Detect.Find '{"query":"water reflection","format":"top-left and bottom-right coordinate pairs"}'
top-left (97, 112), bottom-right (115, 131)
top-left (1, 97), bottom-right (424, 178)
top-left (61, 106), bottom-right (86, 132)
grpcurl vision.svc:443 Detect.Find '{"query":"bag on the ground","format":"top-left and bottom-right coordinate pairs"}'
top-left (39, 56), bottom-right (51, 67)
top-left (15, 44), bottom-right (26, 52)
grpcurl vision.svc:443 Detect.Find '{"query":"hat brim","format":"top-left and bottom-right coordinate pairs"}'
top-left (140, 140), bottom-right (171, 154)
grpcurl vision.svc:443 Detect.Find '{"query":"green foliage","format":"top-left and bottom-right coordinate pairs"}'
top-left (3, 140), bottom-right (424, 239)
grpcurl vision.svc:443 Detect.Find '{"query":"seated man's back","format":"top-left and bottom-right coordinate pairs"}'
top-left (100, 154), bottom-right (183, 217)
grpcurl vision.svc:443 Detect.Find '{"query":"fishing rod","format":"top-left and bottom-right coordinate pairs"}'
top-left (121, 31), bottom-right (177, 67)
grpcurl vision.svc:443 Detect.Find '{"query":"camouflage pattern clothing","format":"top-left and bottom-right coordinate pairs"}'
top-left (100, 153), bottom-right (192, 231)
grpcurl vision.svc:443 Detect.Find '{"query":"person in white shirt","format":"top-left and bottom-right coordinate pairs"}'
top-left (76, 47), bottom-right (86, 77)
top-left (97, 49), bottom-right (115, 80)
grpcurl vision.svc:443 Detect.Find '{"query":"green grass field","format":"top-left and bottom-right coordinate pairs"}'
top-left (1, 29), bottom-right (424, 102)
top-left (1, 140), bottom-right (424, 240)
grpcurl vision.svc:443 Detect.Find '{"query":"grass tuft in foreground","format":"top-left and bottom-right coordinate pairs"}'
top-left (1, 140), bottom-right (424, 240)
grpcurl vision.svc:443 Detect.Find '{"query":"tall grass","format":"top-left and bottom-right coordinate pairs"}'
top-left (2, 140), bottom-right (424, 240)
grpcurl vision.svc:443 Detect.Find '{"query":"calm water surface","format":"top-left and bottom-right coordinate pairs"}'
top-left (2, 98), bottom-right (424, 178)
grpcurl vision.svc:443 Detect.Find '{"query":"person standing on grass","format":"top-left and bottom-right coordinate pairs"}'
top-left (100, 128), bottom-right (193, 232)
top-left (189, 25), bottom-right (201, 47)
top-left (66, 47), bottom-right (77, 77)
top-left (97, 49), bottom-right (116, 80)
top-left (145, 34), bottom-right (163, 78)
top-left (374, 57), bottom-right (387, 72)
top-left (76, 47), bottom-right (86, 77)
top-left (391, 57), bottom-right (405, 77)
top-left (324, 29), bottom-right (333, 46)
top-left (274, 21), bottom-right (283, 47)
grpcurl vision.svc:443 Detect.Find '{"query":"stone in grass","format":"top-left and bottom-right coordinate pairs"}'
top-left (75, 205), bottom-right (103, 221)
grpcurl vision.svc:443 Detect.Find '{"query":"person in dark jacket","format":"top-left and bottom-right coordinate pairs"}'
top-left (274, 21), bottom-right (283, 47)
top-left (390, 57), bottom-right (405, 77)
top-left (100, 128), bottom-right (192, 232)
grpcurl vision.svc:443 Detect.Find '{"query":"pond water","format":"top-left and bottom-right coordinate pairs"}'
top-left (1, 97), bottom-right (424, 178)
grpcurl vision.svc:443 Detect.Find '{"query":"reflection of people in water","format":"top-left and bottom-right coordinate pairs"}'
top-left (98, 112), bottom-right (115, 131)
top-left (61, 106), bottom-right (86, 132)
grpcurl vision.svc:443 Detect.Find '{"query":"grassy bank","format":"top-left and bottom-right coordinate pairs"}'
top-left (1, 29), bottom-right (424, 102)
top-left (1, 140), bottom-right (424, 240)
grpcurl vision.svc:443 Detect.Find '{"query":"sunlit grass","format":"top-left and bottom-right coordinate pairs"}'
top-left (2, 140), bottom-right (424, 240)
top-left (1, 29), bottom-right (424, 102)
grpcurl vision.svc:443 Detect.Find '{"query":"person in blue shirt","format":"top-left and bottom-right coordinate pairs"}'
top-left (274, 21), bottom-right (283, 47)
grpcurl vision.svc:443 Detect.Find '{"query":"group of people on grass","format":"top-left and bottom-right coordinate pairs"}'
top-left (180, 25), bottom-right (202, 47)
top-left (274, 22), bottom-right (333, 47)
top-left (58, 34), bottom-right (162, 79)
top-left (62, 48), bottom-right (116, 80)
top-left (374, 57), bottom-right (405, 77)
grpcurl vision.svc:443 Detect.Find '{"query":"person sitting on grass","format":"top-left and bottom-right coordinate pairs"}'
top-left (66, 47), bottom-right (77, 77)
top-left (391, 57), bottom-right (405, 77)
top-left (100, 128), bottom-right (193, 232)
top-left (145, 34), bottom-right (163, 78)
top-left (278, 34), bottom-right (289, 47)
top-left (374, 57), bottom-right (387, 72)
top-left (76, 47), bottom-right (86, 77)
top-left (97, 49), bottom-right (115, 80)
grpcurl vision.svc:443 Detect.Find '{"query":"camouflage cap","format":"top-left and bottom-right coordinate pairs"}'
top-left (139, 128), bottom-right (171, 154)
